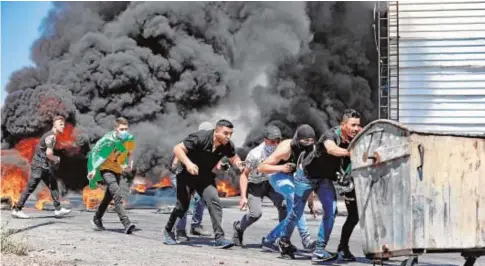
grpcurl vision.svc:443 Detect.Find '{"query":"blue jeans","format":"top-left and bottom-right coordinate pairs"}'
top-left (282, 169), bottom-right (337, 248)
top-left (265, 172), bottom-right (311, 244)
top-left (171, 175), bottom-right (205, 231)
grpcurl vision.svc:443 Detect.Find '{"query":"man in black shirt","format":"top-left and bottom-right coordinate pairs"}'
top-left (12, 115), bottom-right (72, 219)
top-left (276, 109), bottom-right (361, 262)
top-left (163, 119), bottom-right (244, 249)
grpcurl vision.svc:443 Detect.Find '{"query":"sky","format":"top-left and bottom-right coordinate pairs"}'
top-left (1, 1), bottom-right (53, 107)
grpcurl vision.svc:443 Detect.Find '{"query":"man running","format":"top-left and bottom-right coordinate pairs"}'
top-left (258, 124), bottom-right (317, 254)
top-left (87, 117), bottom-right (136, 234)
top-left (231, 125), bottom-right (287, 247)
top-left (277, 109), bottom-right (362, 261)
top-left (163, 119), bottom-right (244, 248)
top-left (170, 122), bottom-right (214, 242)
top-left (12, 115), bottom-right (72, 219)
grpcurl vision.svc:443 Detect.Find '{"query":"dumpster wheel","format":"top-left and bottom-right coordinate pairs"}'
top-left (400, 256), bottom-right (418, 266)
top-left (463, 256), bottom-right (476, 266)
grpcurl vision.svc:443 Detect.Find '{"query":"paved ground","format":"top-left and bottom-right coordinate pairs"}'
top-left (1, 198), bottom-right (484, 266)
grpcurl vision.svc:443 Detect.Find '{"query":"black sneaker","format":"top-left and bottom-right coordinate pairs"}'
top-left (124, 223), bottom-right (136, 234)
top-left (91, 216), bottom-right (105, 231)
top-left (278, 237), bottom-right (296, 259)
top-left (214, 238), bottom-right (234, 249)
top-left (176, 230), bottom-right (190, 243)
top-left (232, 221), bottom-right (243, 246)
top-left (337, 245), bottom-right (356, 261)
top-left (163, 228), bottom-right (177, 245)
top-left (190, 225), bottom-right (211, 236)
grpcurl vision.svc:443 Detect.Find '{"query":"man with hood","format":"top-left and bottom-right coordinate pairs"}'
top-left (231, 125), bottom-right (287, 247)
top-left (257, 124), bottom-right (317, 255)
top-left (277, 109), bottom-right (362, 262)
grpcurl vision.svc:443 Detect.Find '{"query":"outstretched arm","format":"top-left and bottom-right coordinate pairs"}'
top-left (258, 140), bottom-right (292, 174)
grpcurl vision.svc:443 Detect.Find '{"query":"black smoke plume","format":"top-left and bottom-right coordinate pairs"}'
top-left (1, 2), bottom-right (377, 191)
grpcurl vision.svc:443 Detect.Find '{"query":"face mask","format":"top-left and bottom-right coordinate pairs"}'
top-left (298, 141), bottom-right (314, 153)
top-left (264, 144), bottom-right (277, 155)
top-left (119, 131), bottom-right (130, 140)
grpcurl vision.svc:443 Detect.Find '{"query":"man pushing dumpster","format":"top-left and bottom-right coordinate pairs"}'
top-left (273, 109), bottom-right (362, 262)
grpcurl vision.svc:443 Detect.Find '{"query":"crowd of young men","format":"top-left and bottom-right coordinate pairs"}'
top-left (11, 109), bottom-right (363, 263)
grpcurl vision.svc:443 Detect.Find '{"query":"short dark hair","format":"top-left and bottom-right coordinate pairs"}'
top-left (53, 115), bottom-right (65, 123)
top-left (115, 117), bottom-right (129, 126)
top-left (341, 109), bottom-right (361, 123)
top-left (216, 119), bottom-right (233, 129)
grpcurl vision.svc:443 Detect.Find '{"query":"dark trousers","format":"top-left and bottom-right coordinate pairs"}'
top-left (165, 173), bottom-right (224, 240)
top-left (15, 165), bottom-right (61, 211)
top-left (239, 181), bottom-right (286, 231)
top-left (339, 190), bottom-right (359, 248)
top-left (95, 170), bottom-right (131, 227)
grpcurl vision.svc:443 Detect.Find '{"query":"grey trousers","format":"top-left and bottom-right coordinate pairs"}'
top-left (14, 165), bottom-right (61, 211)
top-left (239, 181), bottom-right (287, 231)
top-left (95, 170), bottom-right (131, 227)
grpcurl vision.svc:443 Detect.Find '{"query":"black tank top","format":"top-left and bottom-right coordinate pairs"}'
top-left (32, 130), bottom-right (56, 169)
top-left (275, 141), bottom-right (304, 174)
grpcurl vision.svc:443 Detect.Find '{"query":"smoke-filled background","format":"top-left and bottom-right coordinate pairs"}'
top-left (1, 1), bottom-right (378, 192)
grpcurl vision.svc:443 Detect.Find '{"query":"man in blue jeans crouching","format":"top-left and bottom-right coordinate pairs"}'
top-left (257, 124), bottom-right (317, 255)
top-left (277, 109), bottom-right (362, 262)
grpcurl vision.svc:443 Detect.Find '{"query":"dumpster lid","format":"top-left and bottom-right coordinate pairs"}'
top-left (349, 119), bottom-right (485, 150)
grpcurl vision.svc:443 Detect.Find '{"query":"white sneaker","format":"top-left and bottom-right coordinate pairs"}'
top-left (12, 209), bottom-right (30, 219)
top-left (54, 208), bottom-right (71, 217)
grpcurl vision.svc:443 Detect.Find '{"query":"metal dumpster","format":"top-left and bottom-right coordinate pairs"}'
top-left (349, 119), bottom-right (485, 266)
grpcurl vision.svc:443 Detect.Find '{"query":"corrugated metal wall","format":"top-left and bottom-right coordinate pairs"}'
top-left (388, 0), bottom-right (485, 133)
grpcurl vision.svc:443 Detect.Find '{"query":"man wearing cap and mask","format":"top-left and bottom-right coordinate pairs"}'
top-left (278, 109), bottom-right (362, 262)
top-left (169, 121), bottom-right (214, 242)
top-left (231, 125), bottom-right (287, 247)
top-left (257, 124), bottom-right (317, 255)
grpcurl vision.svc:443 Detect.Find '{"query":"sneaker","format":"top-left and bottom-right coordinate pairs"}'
top-left (11, 209), bottom-right (30, 219)
top-left (214, 238), bottom-right (234, 249)
top-left (176, 230), bottom-right (190, 243)
top-left (312, 247), bottom-right (338, 262)
top-left (124, 223), bottom-right (136, 234)
top-left (260, 237), bottom-right (279, 252)
top-left (54, 208), bottom-right (71, 217)
top-left (190, 225), bottom-right (211, 236)
top-left (278, 237), bottom-right (297, 259)
top-left (303, 238), bottom-right (316, 251)
top-left (91, 216), bottom-right (105, 231)
top-left (163, 228), bottom-right (177, 245)
top-left (337, 245), bottom-right (356, 261)
top-left (232, 221), bottom-right (243, 246)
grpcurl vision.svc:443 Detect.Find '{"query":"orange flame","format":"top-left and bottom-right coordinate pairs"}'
top-left (1, 138), bottom-right (40, 205)
top-left (0, 164), bottom-right (29, 205)
top-left (131, 184), bottom-right (147, 193)
top-left (82, 185), bottom-right (126, 210)
top-left (82, 185), bottom-right (106, 210)
top-left (34, 187), bottom-right (52, 210)
top-left (151, 176), bottom-right (173, 189)
top-left (216, 180), bottom-right (238, 197)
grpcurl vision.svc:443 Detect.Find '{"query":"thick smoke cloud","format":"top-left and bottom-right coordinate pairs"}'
top-left (1, 1), bottom-right (377, 189)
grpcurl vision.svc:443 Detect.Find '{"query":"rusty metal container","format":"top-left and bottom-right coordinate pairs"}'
top-left (349, 119), bottom-right (485, 265)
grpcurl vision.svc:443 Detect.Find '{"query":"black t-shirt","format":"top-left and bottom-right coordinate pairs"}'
top-left (32, 130), bottom-right (56, 169)
top-left (302, 126), bottom-right (350, 181)
top-left (181, 129), bottom-right (236, 177)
